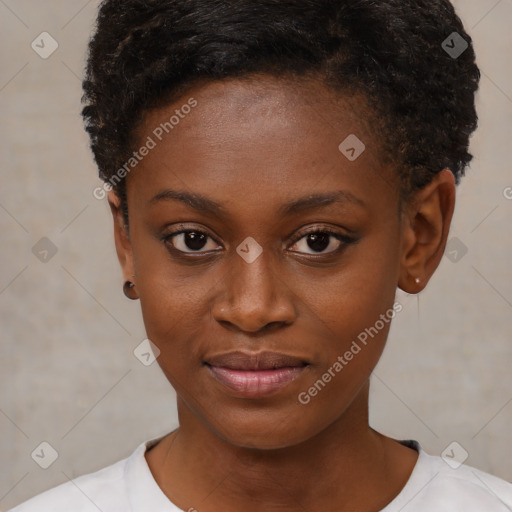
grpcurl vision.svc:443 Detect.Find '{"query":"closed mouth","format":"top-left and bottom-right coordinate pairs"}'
top-left (204, 350), bottom-right (310, 398)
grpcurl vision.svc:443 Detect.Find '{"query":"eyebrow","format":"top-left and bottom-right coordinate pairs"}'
top-left (278, 190), bottom-right (366, 216)
top-left (150, 189), bottom-right (225, 215)
top-left (149, 189), bottom-right (366, 216)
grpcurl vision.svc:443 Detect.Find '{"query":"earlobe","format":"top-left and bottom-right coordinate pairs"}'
top-left (398, 169), bottom-right (456, 294)
top-left (123, 279), bottom-right (139, 300)
top-left (108, 190), bottom-right (136, 290)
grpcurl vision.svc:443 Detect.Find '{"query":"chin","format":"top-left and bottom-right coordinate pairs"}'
top-left (205, 409), bottom-right (322, 451)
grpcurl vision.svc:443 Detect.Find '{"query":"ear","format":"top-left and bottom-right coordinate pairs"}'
top-left (398, 169), bottom-right (456, 293)
top-left (108, 190), bottom-right (135, 284)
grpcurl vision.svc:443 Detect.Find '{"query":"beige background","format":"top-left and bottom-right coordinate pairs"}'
top-left (1, 0), bottom-right (511, 509)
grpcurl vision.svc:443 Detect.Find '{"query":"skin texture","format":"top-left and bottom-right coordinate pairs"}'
top-left (109, 76), bottom-right (456, 512)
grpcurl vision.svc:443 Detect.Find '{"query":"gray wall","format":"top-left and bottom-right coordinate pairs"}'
top-left (1, 0), bottom-right (511, 509)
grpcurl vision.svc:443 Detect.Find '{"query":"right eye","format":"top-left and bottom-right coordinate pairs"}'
top-left (163, 228), bottom-right (223, 255)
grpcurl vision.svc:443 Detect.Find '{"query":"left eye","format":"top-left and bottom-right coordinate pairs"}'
top-left (288, 230), bottom-right (345, 255)
top-left (165, 230), bottom-right (221, 253)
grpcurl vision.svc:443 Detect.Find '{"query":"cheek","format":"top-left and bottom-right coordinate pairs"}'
top-left (295, 282), bottom-right (398, 426)
top-left (131, 220), bottom-right (217, 340)
top-left (134, 253), bottom-right (227, 389)
top-left (138, 287), bottom-right (205, 403)
top-left (294, 227), bottom-right (401, 390)
top-left (304, 228), bottom-right (401, 340)
top-left (137, 275), bottom-right (210, 356)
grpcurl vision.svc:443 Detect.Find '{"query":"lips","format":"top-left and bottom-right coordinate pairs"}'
top-left (204, 351), bottom-right (309, 398)
top-left (205, 350), bottom-right (308, 371)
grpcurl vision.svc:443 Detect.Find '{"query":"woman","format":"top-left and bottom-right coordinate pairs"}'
top-left (9, 0), bottom-right (512, 510)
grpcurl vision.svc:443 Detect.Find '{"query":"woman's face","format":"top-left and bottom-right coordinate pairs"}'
top-left (119, 76), bottom-right (408, 449)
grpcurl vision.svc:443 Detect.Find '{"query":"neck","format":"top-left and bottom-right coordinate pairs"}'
top-left (145, 383), bottom-right (418, 512)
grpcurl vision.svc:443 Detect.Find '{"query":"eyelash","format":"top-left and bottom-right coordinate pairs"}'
top-left (161, 224), bottom-right (356, 259)
top-left (289, 227), bottom-right (354, 256)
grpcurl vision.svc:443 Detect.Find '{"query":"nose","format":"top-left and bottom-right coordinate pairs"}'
top-left (211, 248), bottom-right (297, 333)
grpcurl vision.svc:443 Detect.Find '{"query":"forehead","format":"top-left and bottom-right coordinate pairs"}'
top-left (129, 75), bottom-right (397, 213)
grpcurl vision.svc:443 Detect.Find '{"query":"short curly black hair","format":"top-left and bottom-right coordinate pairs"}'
top-left (82, 0), bottom-right (480, 210)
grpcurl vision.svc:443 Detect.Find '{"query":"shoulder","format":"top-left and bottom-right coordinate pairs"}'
top-left (390, 441), bottom-right (512, 511)
top-left (8, 433), bottom-right (183, 512)
top-left (7, 442), bottom-right (146, 512)
top-left (425, 459), bottom-right (512, 510)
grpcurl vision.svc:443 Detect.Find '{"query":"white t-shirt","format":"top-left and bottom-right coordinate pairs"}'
top-left (8, 437), bottom-right (512, 511)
